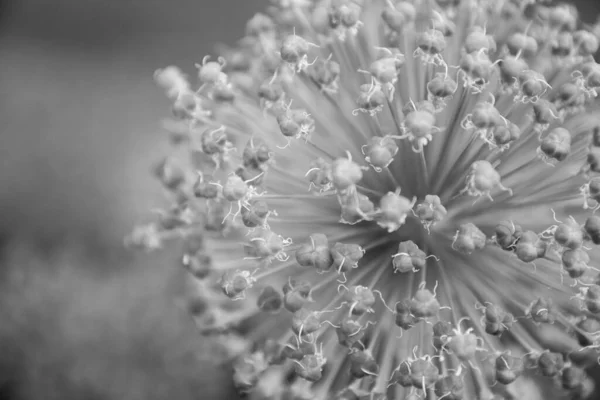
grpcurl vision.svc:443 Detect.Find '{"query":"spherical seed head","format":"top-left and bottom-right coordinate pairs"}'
top-left (518, 70), bottom-right (548, 99)
top-left (409, 358), bottom-right (439, 387)
top-left (576, 318), bottom-right (600, 350)
top-left (500, 55), bottom-right (528, 83)
top-left (532, 98), bottom-right (558, 125)
top-left (449, 330), bottom-right (479, 360)
top-left (392, 256), bottom-right (415, 274)
top-left (537, 351), bottom-right (564, 377)
top-left (434, 374), bottom-right (464, 400)
top-left (154, 66), bottom-right (190, 99)
top-left (349, 350), bottom-right (379, 379)
top-left (494, 220), bottom-right (521, 249)
top-left (483, 303), bottom-right (502, 323)
top-left (585, 215), bottom-right (600, 244)
top-left (562, 365), bottom-right (586, 391)
top-left (245, 229), bottom-right (285, 260)
top-left (257, 285), bottom-right (283, 313)
top-left (391, 362), bottom-right (413, 388)
top-left (363, 136), bottom-right (398, 170)
top-left (282, 279), bottom-right (311, 296)
top-left (459, 52), bottom-right (494, 84)
top-left (311, 57), bottom-right (340, 86)
top-left (296, 233), bottom-right (333, 272)
top-left (375, 191), bottom-right (414, 232)
top-left (280, 34), bottom-right (310, 64)
top-left (282, 337), bottom-right (314, 361)
top-left (331, 242), bottom-right (364, 272)
top-left (464, 28), bottom-right (495, 54)
top-left (243, 138), bottom-right (272, 168)
top-left (574, 30), bottom-right (599, 56)
top-left (415, 194), bottom-right (446, 226)
top-left (241, 199), bottom-right (269, 228)
top-left (381, 1), bottom-right (416, 33)
top-left (582, 62), bottom-right (600, 86)
top-left (493, 121), bottom-right (521, 146)
top-left (528, 297), bottom-right (554, 324)
top-left (405, 110), bottom-right (436, 137)
top-left (395, 241), bottom-right (425, 269)
top-left (198, 61), bottom-right (225, 86)
top-left (356, 83), bottom-right (386, 113)
top-left (410, 288), bottom-right (440, 318)
top-left (194, 177), bottom-right (220, 199)
top-left (540, 127), bottom-right (572, 162)
top-left (259, 79), bottom-right (285, 103)
top-left (432, 320), bottom-right (452, 350)
top-left (365, 145), bottom-right (394, 170)
top-left (295, 354), bottom-right (326, 382)
top-left (136, 0), bottom-right (600, 397)
top-left (394, 300), bottom-right (417, 330)
top-left (277, 111), bottom-right (301, 138)
top-left (336, 317), bottom-right (364, 347)
top-left (306, 157), bottom-right (333, 189)
top-left (453, 223), bottom-right (486, 253)
top-left (586, 284), bottom-right (600, 301)
top-left (346, 285), bottom-right (375, 315)
top-left (369, 57), bottom-right (400, 84)
top-left (495, 352), bottom-right (524, 372)
top-left (339, 191), bottom-right (374, 224)
top-left (471, 102), bottom-right (501, 129)
top-left (506, 32), bottom-right (537, 56)
top-left (554, 219), bottom-right (584, 250)
top-left (427, 72), bottom-right (457, 98)
top-left (292, 308), bottom-right (320, 336)
top-left (331, 157), bottom-right (363, 190)
top-left (515, 231), bottom-right (546, 262)
top-left (417, 29), bottom-right (446, 54)
top-left (471, 161), bottom-right (501, 190)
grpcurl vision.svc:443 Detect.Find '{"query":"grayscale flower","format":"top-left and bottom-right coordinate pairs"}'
top-left (130, 1), bottom-right (600, 399)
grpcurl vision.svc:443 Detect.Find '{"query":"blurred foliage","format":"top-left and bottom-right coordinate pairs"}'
top-left (0, 0), bottom-right (267, 253)
top-left (0, 247), bottom-right (236, 400)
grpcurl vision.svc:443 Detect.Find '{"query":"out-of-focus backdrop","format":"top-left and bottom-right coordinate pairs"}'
top-left (0, 1), bottom-right (598, 400)
top-left (0, 1), bottom-right (268, 399)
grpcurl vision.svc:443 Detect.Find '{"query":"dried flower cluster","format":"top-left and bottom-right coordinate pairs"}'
top-left (129, 0), bottom-right (600, 399)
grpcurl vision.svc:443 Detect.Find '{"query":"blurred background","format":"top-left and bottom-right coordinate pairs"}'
top-left (0, 1), bottom-right (599, 400)
top-left (0, 1), bottom-right (268, 399)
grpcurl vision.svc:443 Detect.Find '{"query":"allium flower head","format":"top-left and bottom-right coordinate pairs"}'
top-left (131, 0), bottom-right (600, 399)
